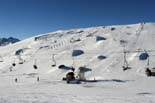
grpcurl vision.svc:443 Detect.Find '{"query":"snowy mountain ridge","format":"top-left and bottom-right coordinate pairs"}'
top-left (0, 37), bottom-right (20, 46)
top-left (0, 22), bottom-right (155, 103)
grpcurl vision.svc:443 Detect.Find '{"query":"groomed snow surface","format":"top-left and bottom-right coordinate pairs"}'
top-left (0, 23), bottom-right (155, 103)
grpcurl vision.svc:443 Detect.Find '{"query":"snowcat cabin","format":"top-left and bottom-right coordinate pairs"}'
top-left (66, 72), bottom-right (75, 83)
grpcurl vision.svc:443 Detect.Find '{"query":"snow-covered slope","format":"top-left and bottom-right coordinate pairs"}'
top-left (0, 23), bottom-right (155, 103)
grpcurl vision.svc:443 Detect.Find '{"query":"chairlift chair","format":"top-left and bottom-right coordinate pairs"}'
top-left (0, 56), bottom-right (3, 62)
top-left (19, 58), bottom-right (24, 64)
top-left (145, 68), bottom-right (151, 76)
top-left (19, 61), bottom-right (23, 64)
top-left (33, 59), bottom-right (38, 69)
top-left (12, 63), bottom-right (16, 67)
top-left (122, 46), bottom-right (131, 71)
top-left (18, 55), bottom-right (24, 64)
top-left (12, 57), bottom-right (16, 66)
top-left (51, 54), bottom-right (56, 67)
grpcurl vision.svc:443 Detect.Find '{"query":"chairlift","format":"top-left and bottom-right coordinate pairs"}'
top-left (0, 56), bottom-right (3, 62)
top-left (33, 59), bottom-right (38, 69)
top-left (18, 55), bottom-right (23, 64)
top-left (12, 57), bottom-right (16, 67)
top-left (122, 46), bottom-right (131, 71)
top-left (145, 68), bottom-right (151, 76)
top-left (9, 67), bottom-right (13, 72)
top-left (33, 65), bottom-right (38, 69)
top-left (19, 60), bottom-right (23, 64)
top-left (145, 53), bottom-right (155, 76)
top-left (51, 54), bottom-right (56, 67)
top-left (147, 53), bottom-right (150, 66)
top-left (138, 50), bottom-right (155, 76)
top-left (143, 50), bottom-right (150, 69)
top-left (76, 67), bottom-right (86, 81)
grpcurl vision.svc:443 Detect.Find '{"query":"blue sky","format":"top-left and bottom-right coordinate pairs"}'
top-left (0, 0), bottom-right (155, 39)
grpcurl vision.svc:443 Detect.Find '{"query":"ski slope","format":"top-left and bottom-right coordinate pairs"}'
top-left (0, 23), bottom-right (155, 103)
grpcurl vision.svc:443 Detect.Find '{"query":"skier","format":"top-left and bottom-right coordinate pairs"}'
top-left (37, 77), bottom-right (40, 82)
top-left (15, 78), bottom-right (18, 83)
top-left (9, 67), bottom-right (12, 72)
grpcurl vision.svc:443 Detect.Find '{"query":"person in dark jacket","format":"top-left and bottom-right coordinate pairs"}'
top-left (37, 77), bottom-right (40, 82)
top-left (15, 78), bottom-right (18, 83)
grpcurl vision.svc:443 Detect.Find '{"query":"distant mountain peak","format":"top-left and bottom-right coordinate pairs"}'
top-left (0, 37), bottom-right (20, 46)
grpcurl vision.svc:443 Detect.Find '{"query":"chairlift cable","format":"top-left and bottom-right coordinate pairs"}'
top-left (147, 55), bottom-right (150, 66)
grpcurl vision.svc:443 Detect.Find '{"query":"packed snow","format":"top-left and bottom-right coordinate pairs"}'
top-left (0, 23), bottom-right (155, 103)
